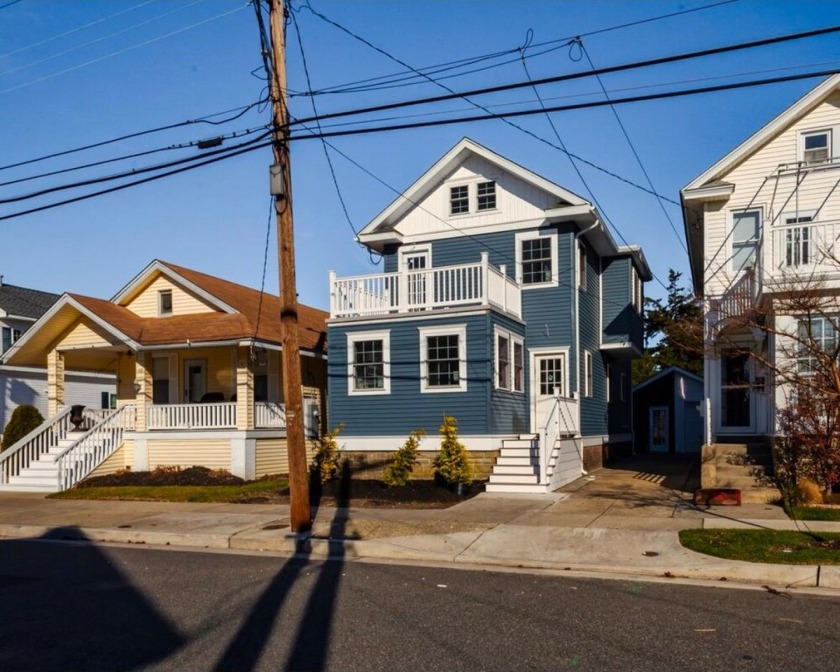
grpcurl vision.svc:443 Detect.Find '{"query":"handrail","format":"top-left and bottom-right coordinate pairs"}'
top-left (0, 406), bottom-right (73, 485)
top-left (539, 389), bottom-right (562, 485)
top-left (55, 405), bottom-right (133, 491)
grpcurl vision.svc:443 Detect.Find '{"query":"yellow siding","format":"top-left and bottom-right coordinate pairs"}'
top-left (177, 347), bottom-right (236, 398)
top-left (124, 274), bottom-right (217, 317)
top-left (255, 438), bottom-right (288, 476)
top-left (147, 439), bottom-right (230, 470)
top-left (88, 445), bottom-right (126, 477)
top-left (57, 318), bottom-right (112, 349)
top-left (122, 440), bottom-right (135, 468)
top-left (705, 92), bottom-right (840, 296)
top-left (116, 355), bottom-right (136, 403)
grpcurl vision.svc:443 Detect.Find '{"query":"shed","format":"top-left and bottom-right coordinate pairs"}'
top-left (632, 366), bottom-right (703, 454)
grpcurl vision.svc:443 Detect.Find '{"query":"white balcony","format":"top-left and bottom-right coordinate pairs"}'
top-left (766, 219), bottom-right (840, 281)
top-left (329, 252), bottom-right (521, 320)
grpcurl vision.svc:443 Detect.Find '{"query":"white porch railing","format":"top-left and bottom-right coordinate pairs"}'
top-left (255, 401), bottom-right (286, 428)
top-left (768, 219), bottom-right (840, 277)
top-left (147, 402), bottom-right (237, 430)
top-left (0, 406), bottom-right (74, 485)
top-left (707, 270), bottom-right (757, 338)
top-left (330, 252), bottom-right (521, 319)
top-left (539, 391), bottom-right (579, 484)
top-left (55, 405), bottom-right (133, 491)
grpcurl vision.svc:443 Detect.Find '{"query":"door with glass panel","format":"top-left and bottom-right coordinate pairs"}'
top-left (403, 250), bottom-right (429, 309)
top-left (532, 353), bottom-right (566, 433)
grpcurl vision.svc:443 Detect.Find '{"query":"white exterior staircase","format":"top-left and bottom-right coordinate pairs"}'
top-left (486, 435), bottom-right (547, 493)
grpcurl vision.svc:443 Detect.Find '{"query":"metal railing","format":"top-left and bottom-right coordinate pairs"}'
top-left (55, 405), bottom-right (133, 491)
top-left (0, 406), bottom-right (73, 485)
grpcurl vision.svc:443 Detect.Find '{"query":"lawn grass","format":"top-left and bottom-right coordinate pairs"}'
top-left (679, 529), bottom-right (840, 565)
top-left (788, 506), bottom-right (840, 521)
top-left (49, 479), bottom-right (287, 503)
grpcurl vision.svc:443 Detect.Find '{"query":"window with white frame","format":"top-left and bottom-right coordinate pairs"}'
top-left (578, 241), bottom-right (587, 290)
top-left (784, 214), bottom-right (813, 267)
top-left (605, 363), bottom-right (611, 403)
top-left (631, 269), bottom-right (642, 313)
top-left (450, 185), bottom-right (469, 215)
top-left (802, 129), bottom-right (831, 164)
top-left (516, 231), bottom-right (557, 287)
top-left (797, 316), bottom-right (837, 374)
top-left (584, 350), bottom-right (593, 397)
top-left (731, 209), bottom-right (760, 273)
top-left (419, 325), bottom-right (466, 392)
top-left (347, 331), bottom-right (391, 395)
top-left (477, 181), bottom-right (496, 211)
top-left (494, 328), bottom-right (524, 393)
top-left (158, 289), bottom-right (173, 316)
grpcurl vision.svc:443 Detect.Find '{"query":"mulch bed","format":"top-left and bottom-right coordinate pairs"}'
top-left (78, 466), bottom-right (246, 488)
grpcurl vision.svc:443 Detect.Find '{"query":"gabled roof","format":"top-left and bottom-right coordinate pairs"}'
top-left (357, 137), bottom-right (589, 239)
top-left (0, 282), bottom-right (59, 320)
top-left (632, 366), bottom-right (703, 394)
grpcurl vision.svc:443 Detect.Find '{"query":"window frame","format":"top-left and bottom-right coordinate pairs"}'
top-left (347, 330), bottom-right (391, 396)
top-left (158, 289), bottom-right (173, 316)
top-left (801, 129), bottom-right (832, 164)
top-left (584, 350), bottom-right (593, 398)
top-left (493, 327), bottom-right (524, 393)
top-left (515, 230), bottom-right (558, 289)
top-left (476, 180), bottom-right (497, 211)
top-left (605, 363), bottom-right (611, 403)
top-left (782, 212), bottom-right (815, 268)
top-left (730, 208), bottom-right (762, 274)
top-left (419, 324), bottom-right (467, 393)
top-left (797, 316), bottom-right (837, 375)
top-left (449, 184), bottom-right (469, 216)
top-left (512, 339), bottom-right (524, 393)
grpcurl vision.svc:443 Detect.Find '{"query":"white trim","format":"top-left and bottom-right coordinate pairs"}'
top-left (515, 230), bottom-right (558, 289)
top-left (346, 330), bottom-right (391, 396)
top-left (418, 324), bottom-right (467, 393)
top-left (396, 216), bottom-right (546, 244)
top-left (327, 306), bottom-right (511, 328)
top-left (681, 182), bottom-right (735, 202)
top-left (397, 244), bottom-right (431, 270)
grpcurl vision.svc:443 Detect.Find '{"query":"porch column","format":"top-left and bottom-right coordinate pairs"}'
top-left (134, 352), bottom-right (152, 432)
top-left (236, 347), bottom-right (254, 431)
top-left (46, 349), bottom-right (65, 417)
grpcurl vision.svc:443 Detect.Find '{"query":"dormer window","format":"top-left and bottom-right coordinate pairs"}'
top-left (802, 130), bottom-right (830, 164)
top-left (450, 185), bottom-right (469, 215)
top-left (158, 289), bottom-right (173, 316)
top-left (477, 181), bottom-right (496, 211)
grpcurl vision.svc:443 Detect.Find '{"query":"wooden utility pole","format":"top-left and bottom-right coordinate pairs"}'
top-left (268, 0), bottom-right (311, 533)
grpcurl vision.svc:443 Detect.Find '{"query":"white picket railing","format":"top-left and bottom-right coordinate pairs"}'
top-left (539, 392), bottom-right (580, 485)
top-left (330, 252), bottom-right (521, 319)
top-left (0, 406), bottom-right (74, 486)
top-left (255, 401), bottom-right (286, 428)
top-left (147, 402), bottom-right (237, 430)
top-left (55, 405), bottom-right (134, 491)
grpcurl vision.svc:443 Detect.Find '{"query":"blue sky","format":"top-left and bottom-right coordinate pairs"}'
top-left (1, 0), bottom-right (839, 309)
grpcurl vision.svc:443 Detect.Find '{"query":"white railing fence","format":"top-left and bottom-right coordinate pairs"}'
top-left (769, 219), bottom-right (840, 274)
top-left (539, 391), bottom-right (580, 485)
top-left (0, 406), bottom-right (74, 485)
top-left (147, 402), bottom-right (237, 430)
top-left (55, 405), bottom-right (133, 491)
top-left (255, 401), bottom-right (286, 428)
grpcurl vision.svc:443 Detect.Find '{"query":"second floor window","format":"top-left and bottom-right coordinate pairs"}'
top-left (521, 237), bottom-right (553, 285)
top-left (802, 130), bottom-right (830, 164)
top-left (1, 326), bottom-right (21, 353)
top-left (732, 209), bottom-right (760, 273)
top-left (784, 215), bottom-right (812, 267)
top-left (450, 185), bottom-right (469, 215)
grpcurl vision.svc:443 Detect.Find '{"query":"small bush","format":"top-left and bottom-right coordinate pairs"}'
top-left (1, 404), bottom-right (44, 451)
top-left (311, 423), bottom-right (344, 484)
top-left (797, 478), bottom-right (825, 505)
top-left (383, 428), bottom-right (425, 487)
top-left (434, 416), bottom-right (473, 486)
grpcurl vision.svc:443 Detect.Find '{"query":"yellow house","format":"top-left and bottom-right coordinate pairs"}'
top-left (0, 260), bottom-right (328, 492)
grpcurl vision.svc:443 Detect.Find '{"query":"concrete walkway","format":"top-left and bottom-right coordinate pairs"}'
top-left (1, 458), bottom-right (839, 591)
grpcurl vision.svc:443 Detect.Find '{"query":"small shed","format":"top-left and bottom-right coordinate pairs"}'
top-left (633, 366), bottom-right (704, 454)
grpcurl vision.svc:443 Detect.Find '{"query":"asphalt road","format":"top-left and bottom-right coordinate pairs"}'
top-left (0, 537), bottom-right (837, 672)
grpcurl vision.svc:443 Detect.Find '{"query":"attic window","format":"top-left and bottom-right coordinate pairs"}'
top-left (450, 185), bottom-right (469, 215)
top-left (158, 290), bottom-right (173, 316)
top-left (477, 181), bottom-right (496, 211)
top-left (802, 130), bottom-right (830, 164)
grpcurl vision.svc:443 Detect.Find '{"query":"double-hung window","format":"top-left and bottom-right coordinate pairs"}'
top-left (477, 181), bottom-right (496, 211)
top-left (578, 241), bottom-right (587, 290)
top-left (513, 341), bottom-right (524, 392)
top-left (802, 130), bottom-right (831, 164)
top-left (516, 231), bottom-right (557, 287)
top-left (420, 325), bottom-right (466, 392)
top-left (497, 333), bottom-right (510, 389)
top-left (493, 329), bottom-right (524, 393)
top-left (450, 185), bottom-right (469, 215)
top-left (797, 316), bottom-right (837, 374)
top-left (584, 350), bottom-right (593, 397)
top-left (731, 209), bottom-right (760, 273)
top-left (347, 331), bottom-right (390, 395)
top-left (784, 214), bottom-right (813, 268)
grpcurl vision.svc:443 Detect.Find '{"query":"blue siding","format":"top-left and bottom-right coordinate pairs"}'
top-left (602, 256), bottom-right (643, 349)
top-left (579, 240), bottom-right (607, 436)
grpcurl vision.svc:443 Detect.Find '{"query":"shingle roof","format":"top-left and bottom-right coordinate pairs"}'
top-left (0, 283), bottom-right (60, 319)
top-left (68, 262), bottom-right (328, 353)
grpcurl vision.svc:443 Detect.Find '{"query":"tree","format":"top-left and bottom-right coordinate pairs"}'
top-left (632, 269), bottom-right (703, 386)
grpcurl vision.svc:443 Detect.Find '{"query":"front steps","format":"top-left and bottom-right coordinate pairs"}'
top-left (486, 435), bottom-right (548, 494)
top-left (1, 437), bottom-right (77, 493)
top-left (701, 442), bottom-right (779, 504)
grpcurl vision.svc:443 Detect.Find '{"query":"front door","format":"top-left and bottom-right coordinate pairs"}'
top-left (184, 359), bottom-right (206, 403)
top-left (719, 351), bottom-right (755, 433)
top-left (649, 406), bottom-right (669, 453)
top-left (531, 353), bottom-right (567, 433)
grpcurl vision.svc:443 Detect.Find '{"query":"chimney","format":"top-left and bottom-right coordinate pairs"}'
top-left (0, 275), bottom-right (4, 287)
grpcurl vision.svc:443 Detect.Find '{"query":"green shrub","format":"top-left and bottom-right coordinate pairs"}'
top-left (310, 423), bottom-right (344, 484)
top-left (1, 404), bottom-right (44, 452)
top-left (383, 428), bottom-right (425, 487)
top-left (434, 416), bottom-right (473, 486)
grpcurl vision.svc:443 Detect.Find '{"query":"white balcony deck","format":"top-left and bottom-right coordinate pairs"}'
top-left (329, 253), bottom-right (522, 320)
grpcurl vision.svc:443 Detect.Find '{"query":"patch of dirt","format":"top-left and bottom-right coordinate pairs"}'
top-left (78, 466), bottom-right (250, 488)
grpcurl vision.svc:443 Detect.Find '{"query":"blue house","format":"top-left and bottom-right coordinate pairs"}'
top-left (326, 139), bottom-right (650, 493)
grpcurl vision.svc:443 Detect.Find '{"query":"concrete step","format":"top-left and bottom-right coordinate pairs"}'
top-left (715, 475), bottom-right (773, 489)
top-left (488, 473), bottom-right (539, 485)
top-left (496, 456), bottom-right (536, 467)
top-left (491, 465), bottom-right (538, 476)
top-left (713, 443), bottom-right (773, 458)
top-left (485, 482), bottom-right (547, 494)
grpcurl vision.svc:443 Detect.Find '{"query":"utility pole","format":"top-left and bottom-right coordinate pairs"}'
top-left (268, 0), bottom-right (311, 533)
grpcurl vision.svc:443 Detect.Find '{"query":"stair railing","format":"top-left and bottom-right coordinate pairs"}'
top-left (539, 388), bottom-right (562, 485)
top-left (54, 405), bottom-right (134, 491)
top-left (0, 407), bottom-right (74, 485)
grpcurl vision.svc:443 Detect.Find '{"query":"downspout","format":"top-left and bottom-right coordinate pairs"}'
top-left (575, 219), bottom-right (599, 476)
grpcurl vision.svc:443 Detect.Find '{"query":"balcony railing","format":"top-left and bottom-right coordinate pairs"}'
top-left (147, 402), bottom-right (237, 430)
top-left (329, 252), bottom-right (522, 319)
top-left (767, 219), bottom-right (840, 277)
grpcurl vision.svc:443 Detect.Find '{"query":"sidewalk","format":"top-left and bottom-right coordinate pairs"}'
top-left (1, 484), bottom-right (839, 591)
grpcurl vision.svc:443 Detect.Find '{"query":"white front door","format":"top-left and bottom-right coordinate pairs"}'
top-left (184, 359), bottom-right (206, 403)
top-left (531, 352), bottom-right (567, 433)
top-left (650, 406), bottom-right (669, 453)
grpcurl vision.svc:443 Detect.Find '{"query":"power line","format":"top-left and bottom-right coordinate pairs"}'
top-left (0, 0), bottom-right (23, 10)
top-left (290, 23), bottom-right (840, 128)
